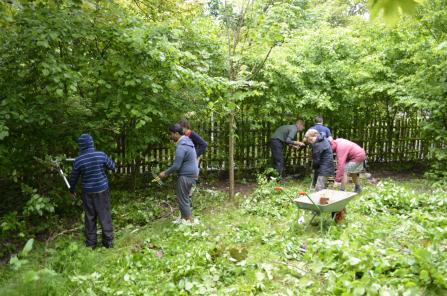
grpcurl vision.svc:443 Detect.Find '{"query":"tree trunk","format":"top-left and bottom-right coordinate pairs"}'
top-left (229, 111), bottom-right (235, 198)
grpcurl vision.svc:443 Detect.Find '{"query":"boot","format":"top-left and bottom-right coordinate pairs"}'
top-left (184, 215), bottom-right (193, 222)
top-left (102, 241), bottom-right (113, 248)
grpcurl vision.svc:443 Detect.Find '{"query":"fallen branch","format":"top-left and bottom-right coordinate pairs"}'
top-left (161, 200), bottom-right (175, 215)
top-left (45, 226), bottom-right (82, 254)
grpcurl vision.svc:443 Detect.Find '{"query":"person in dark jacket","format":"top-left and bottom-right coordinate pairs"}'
top-left (309, 115), bottom-right (333, 141)
top-left (269, 120), bottom-right (305, 178)
top-left (159, 124), bottom-right (199, 223)
top-left (178, 118), bottom-right (208, 159)
top-left (69, 133), bottom-right (116, 248)
top-left (304, 129), bottom-right (334, 191)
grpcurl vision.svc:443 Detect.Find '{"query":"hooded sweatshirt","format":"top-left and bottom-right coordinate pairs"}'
top-left (165, 136), bottom-right (199, 177)
top-left (69, 134), bottom-right (116, 193)
top-left (311, 136), bottom-right (334, 176)
top-left (331, 138), bottom-right (366, 182)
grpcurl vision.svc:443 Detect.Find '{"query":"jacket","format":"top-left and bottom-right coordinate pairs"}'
top-left (185, 130), bottom-right (208, 158)
top-left (69, 134), bottom-right (116, 193)
top-left (271, 125), bottom-right (298, 145)
top-left (331, 138), bottom-right (366, 182)
top-left (310, 123), bottom-right (332, 139)
top-left (165, 136), bottom-right (199, 177)
top-left (311, 136), bottom-right (334, 176)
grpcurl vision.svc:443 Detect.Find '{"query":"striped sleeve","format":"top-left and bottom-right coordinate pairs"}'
top-left (104, 153), bottom-right (116, 172)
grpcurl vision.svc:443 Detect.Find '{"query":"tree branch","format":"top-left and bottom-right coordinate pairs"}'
top-left (249, 43), bottom-right (275, 79)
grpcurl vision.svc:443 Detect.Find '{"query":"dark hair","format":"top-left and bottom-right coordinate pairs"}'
top-left (178, 118), bottom-right (191, 129)
top-left (314, 115), bottom-right (323, 124)
top-left (169, 124), bottom-right (184, 135)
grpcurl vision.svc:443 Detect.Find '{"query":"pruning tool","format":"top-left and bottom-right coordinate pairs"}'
top-left (51, 160), bottom-right (71, 190)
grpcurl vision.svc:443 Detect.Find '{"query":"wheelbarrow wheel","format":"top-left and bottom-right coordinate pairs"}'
top-left (332, 208), bottom-right (347, 224)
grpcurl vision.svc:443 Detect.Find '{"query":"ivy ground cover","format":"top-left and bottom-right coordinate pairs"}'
top-left (0, 177), bottom-right (446, 295)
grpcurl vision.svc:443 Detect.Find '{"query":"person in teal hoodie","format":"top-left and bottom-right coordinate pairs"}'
top-left (159, 124), bottom-right (199, 222)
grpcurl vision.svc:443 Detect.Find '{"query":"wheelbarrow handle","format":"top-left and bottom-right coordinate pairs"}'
top-left (299, 192), bottom-right (321, 213)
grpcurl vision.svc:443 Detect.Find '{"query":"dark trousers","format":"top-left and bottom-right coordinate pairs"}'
top-left (81, 190), bottom-right (114, 247)
top-left (269, 138), bottom-right (284, 177)
top-left (176, 176), bottom-right (196, 218)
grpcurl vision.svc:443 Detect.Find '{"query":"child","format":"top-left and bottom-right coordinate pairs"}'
top-left (69, 133), bottom-right (116, 248)
top-left (304, 129), bottom-right (334, 191)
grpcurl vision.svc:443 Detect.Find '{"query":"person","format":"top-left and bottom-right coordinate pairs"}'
top-left (178, 118), bottom-right (208, 160)
top-left (331, 138), bottom-right (366, 193)
top-left (178, 119), bottom-right (207, 208)
top-left (310, 115), bottom-right (333, 141)
top-left (269, 120), bottom-right (305, 178)
top-left (69, 133), bottom-right (116, 248)
top-left (159, 124), bottom-right (199, 223)
top-left (304, 129), bottom-right (334, 191)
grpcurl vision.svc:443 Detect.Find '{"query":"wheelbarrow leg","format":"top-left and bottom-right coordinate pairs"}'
top-left (326, 213), bottom-right (337, 234)
top-left (305, 212), bottom-right (318, 231)
top-left (320, 214), bottom-right (324, 233)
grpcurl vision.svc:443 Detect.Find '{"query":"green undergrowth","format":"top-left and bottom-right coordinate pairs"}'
top-left (0, 177), bottom-right (446, 295)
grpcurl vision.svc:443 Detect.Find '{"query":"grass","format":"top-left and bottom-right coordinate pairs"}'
top-left (0, 176), bottom-right (446, 295)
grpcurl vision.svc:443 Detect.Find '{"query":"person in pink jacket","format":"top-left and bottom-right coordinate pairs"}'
top-left (331, 138), bottom-right (366, 192)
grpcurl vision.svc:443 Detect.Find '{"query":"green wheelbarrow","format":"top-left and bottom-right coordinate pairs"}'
top-left (293, 189), bottom-right (357, 233)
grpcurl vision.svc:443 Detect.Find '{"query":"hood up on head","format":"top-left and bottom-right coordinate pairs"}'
top-left (78, 133), bottom-right (94, 152)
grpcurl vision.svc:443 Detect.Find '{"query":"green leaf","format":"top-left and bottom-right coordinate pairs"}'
top-left (348, 257), bottom-right (361, 266)
top-left (21, 238), bottom-right (34, 257)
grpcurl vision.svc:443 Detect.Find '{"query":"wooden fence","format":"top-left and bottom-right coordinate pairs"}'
top-left (115, 112), bottom-right (440, 175)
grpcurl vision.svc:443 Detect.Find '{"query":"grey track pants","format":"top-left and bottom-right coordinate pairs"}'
top-left (81, 190), bottom-right (114, 247)
top-left (176, 176), bottom-right (196, 217)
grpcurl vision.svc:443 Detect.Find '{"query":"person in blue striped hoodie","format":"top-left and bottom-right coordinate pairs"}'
top-left (69, 133), bottom-right (116, 248)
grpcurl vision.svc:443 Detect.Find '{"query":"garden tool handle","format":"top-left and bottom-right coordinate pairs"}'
top-left (299, 192), bottom-right (321, 213)
top-left (58, 167), bottom-right (71, 189)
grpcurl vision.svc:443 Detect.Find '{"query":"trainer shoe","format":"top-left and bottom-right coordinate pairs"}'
top-left (172, 217), bottom-right (182, 224)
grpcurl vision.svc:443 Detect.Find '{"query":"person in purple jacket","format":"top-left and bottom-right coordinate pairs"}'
top-left (178, 118), bottom-right (208, 160)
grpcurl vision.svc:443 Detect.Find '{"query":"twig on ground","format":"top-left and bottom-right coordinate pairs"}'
top-left (271, 260), bottom-right (307, 273)
top-left (158, 200), bottom-right (176, 219)
top-left (45, 226), bottom-right (82, 254)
